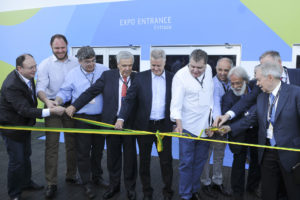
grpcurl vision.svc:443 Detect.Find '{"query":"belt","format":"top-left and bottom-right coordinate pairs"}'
top-left (149, 119), bottom-right (165, 125)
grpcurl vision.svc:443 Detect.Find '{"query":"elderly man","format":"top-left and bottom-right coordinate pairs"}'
top-left (0, 54), bottom-right (65, 200)
top-left (201, 58), bottom-right (232, 198)
top-left (55, 46), bottom-right (108, 199)
top-left (115, 49), bottom-right (174, 200)
top-left (220, 62), bottom-right (300, 200)
top-left (170, 49), bottom-right (214, 200)
top-left (66, 51), bottom-right (137, 200)
top-left (36, 34), bottom-right (78, 198)
top-left (221, 67), bottom-right (260, 200)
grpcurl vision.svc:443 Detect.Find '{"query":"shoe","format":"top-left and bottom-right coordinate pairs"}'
top-left (163, 196), bottom-right (172, 200)
top-left (92, 177), bottom-right (109, 188)
top-left (65, 177), bottom-right (81, 185)
top-left (201, 185), bottom-right (218, 198)
top-left (83, 184), bottom-right (96, 199)
top-left (45, 185), bottom-right (57, 199)
top-left (191, 192), bottom-right (202, 200)
top-left (212, 183), bottom-right (232, 196)
top-left (143, 195), bottom-right (153, 200)
top-left (127, 190), bottom-right (136, 200)
top-left (23, 181), bottom-right (44, 190)
top-left (103, 187), bottom-right (120, 199)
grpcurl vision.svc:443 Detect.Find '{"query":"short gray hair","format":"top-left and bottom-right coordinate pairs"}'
top-left (151, 49), bottom-right (166, 60)
top-left (216, 57), bottom-right (233, 69)
top-left (76, 46), bottom-right (95, 61)
top-left (259, 50), bottom-right (281, 63)
top-left (116, 51), bottom-right (134, 64)
top-left (257, 62), bottom-right (281, 79)
top-left (228, 66), bottom-right (249, 82)
top-left (190, 49), bottom-right (208, 64)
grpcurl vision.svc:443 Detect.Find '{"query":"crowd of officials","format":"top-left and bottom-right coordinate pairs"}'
top-left (0, 33), bottom-right (299, 200)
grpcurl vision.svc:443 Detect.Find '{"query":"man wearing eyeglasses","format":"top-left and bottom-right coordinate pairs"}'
top-left (170, 49), bottom-right (214, 200)
top-left (0, 54), bottom-right (65, 200)
top-left (55, 46), bottom-right (108, 199)
top-left (36, 34), bottom-right (79, 198)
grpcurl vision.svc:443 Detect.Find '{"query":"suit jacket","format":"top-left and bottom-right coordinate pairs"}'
top-left (222, 82), bottom-right (258, 153)
top-left (230, 83), bottom-right (300, 172)
top-left (0, 70), bottom-right (42, 141)
top-left (118, 70), bottom-right (174, 132)
top-left (231, 68), bottom-right (300, 117)
top-left (72, 69), bottom-right (136, 127)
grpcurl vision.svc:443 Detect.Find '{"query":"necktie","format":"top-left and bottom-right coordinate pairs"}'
top-left (27, 81), bottom-right (32, 91)
top-left (269, 93), bottom-right (276, 146)
top-left (121, 76), bottom-right (127, 97)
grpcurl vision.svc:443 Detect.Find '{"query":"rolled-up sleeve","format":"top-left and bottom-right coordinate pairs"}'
top-left (36, 61), bottom-right (49, 94)
top-left (56, 73), bottom-right (73, 104)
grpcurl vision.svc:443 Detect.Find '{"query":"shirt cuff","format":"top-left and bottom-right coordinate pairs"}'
top-left (42, 109), bottom-right (50, 117)
top-left (117, 118), bottom-right (124, 121)
top-left (226, 110), bottom-right (235, 120)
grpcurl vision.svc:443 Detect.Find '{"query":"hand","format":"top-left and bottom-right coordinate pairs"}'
top-left (115, 119), bottom-right (124, 130)
top-left (50, 106), bottom-right (65, 116)
top-left (174, 120), bottom-right (183, 135)
top-left (45, 99), bottom-right (57, 109)
top-left (65, 105), bottom-right (76, 118)
top-left (218, 125), bottom-right (231, 135)
top-left (205, 129), bottom-right (214, 137)
top-left (213, 114), bottom-right (230, 127)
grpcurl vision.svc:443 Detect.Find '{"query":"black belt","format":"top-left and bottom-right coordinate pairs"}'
top-left (149, 119), bottom-right (165, 125)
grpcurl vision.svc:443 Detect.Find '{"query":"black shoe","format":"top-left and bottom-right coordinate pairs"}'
top-left (65, 177), bottom-right (81, 185)
top-left (83, 184), bottom-right (96, 199)
top-left (212, 183), bottom-right (232, 196)
top-left (92, 177), bottom-right (109, 188)
top-left (143, 195), bottom-right (153, 200)
top-left (23, 181), bottom-right (44, 190)
top-left (201, 185), bottom-right (218, 198)
top-left (45, 185), bottom-right (57, 199)
top-left (127, 190), bottom-right (136, 200)
top-left (191, 192), bottom-right (202, 200)
top-left (103, 187), bottom-right (120, 199)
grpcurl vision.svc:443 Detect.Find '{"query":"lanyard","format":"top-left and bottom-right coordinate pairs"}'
top-left (80, 67), bottom-right (95, 86)
top-left (195, 73), bottom-right (205, 88)
top-left (119, 75), bottom-right (130, 89)
top-left (267, 86), bottom-right (281, 124)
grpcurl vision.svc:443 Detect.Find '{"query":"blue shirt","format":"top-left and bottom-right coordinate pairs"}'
top-left (57, 63), bottom-right (108, 115)
top-left (212, 75), bottom-right (230, 119)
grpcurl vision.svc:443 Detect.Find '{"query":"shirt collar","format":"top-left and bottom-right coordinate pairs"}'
top-left (51, 54), bottom-right (70, 63)
top-left (152, 71), bottom-right (166, 79)
top-left (271, 81), bottom-right (281, 97)
top-left (16, 70), bottom-right (31, 85)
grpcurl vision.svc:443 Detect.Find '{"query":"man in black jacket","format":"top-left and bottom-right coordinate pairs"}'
top-left (0, 54), bottom-right (65, 200)
top-left (65, 51), bottom-right (137, 200)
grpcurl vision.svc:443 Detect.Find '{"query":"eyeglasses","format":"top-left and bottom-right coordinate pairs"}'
top-left (23, 65), bottom-right (37, 71)
top-left (82, 59), bottom-right (96, 65)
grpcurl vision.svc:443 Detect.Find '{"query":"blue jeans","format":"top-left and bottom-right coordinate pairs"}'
top-left (179, 130), bottom-right (210, 200)
top-left (2, 134), bottom-right (32, 198)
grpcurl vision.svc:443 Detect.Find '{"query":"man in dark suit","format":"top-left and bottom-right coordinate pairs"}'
top-left (220, 62), bottom-right (300, 200)
top-left (221, 67), bottom-right (260, 200)
top-left (214, 50), bottom-right (300, 127)
top-left (0, 54), bottom-right (65, 200)
top-left (65, 51), bottom-right (137, 200)
top-left (115, 49), bottom-right (174, 200)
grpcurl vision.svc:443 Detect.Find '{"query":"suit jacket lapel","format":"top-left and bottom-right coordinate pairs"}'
top-left (113, 70), bottom-right (120, 105)
top-left (274, 83), bottom-right (288, 122)
top-left (145, 70), bottom-right (152, 114)
top-left (261, 93), bottom-right (269, 130)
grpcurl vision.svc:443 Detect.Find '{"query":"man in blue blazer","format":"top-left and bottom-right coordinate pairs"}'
top-left (66, 51), bottom-right (137, 200)
top-left (115, 49), bottom-right (174, 200)
top-left (220, 62), bottom-right (300, 200)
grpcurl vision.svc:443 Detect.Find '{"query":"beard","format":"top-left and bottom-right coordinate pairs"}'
top-left (231, 81), bottom-right (246, 96)
top-left (53, 50), bottom-right (68, 61)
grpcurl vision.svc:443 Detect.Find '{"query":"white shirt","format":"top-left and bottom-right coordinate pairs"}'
top-left (17, 71), bottom-right (50, 117)
top-left (117, 73), bottom-right (131, 115)
top-left (150, 71), bottom-right (166, 120)
top-left (36, 55), bottom-right (78, 99)
top-left (170, 65), bottom-right (214, 137)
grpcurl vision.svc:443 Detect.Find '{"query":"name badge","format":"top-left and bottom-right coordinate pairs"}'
top-left (89, 98), bottom-right (96, 104)
top-left (267, 123), bottom-right (273, 139)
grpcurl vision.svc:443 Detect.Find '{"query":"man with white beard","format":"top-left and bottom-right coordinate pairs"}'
top-left (220, 67), bottom-right (260, 200)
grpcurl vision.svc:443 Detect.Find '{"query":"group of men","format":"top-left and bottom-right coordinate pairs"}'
top-left (0, 33), bottom-right (300, 200)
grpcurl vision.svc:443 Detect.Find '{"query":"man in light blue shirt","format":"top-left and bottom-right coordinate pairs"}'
top-left (56, 46), bottom-right (108, 199)
top-left (201, 58), bottom-right (232, 198)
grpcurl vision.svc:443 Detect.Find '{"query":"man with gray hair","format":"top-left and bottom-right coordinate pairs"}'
top-left (115, 49), bottom-right (174, 200)
top-left (56, 46), bottom-right (109, 199)
top-left (201, 57), bottom-right (232, 198)
top-left (221, 67), bottom-right (260, 200)
top-left (66, 50), bottom-right (138, 200)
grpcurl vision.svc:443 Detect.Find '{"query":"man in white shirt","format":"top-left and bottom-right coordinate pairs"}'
top-left (36, 34), bottom-right (78, 198)
top-left (171, 49), bottom-right (214, 200)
